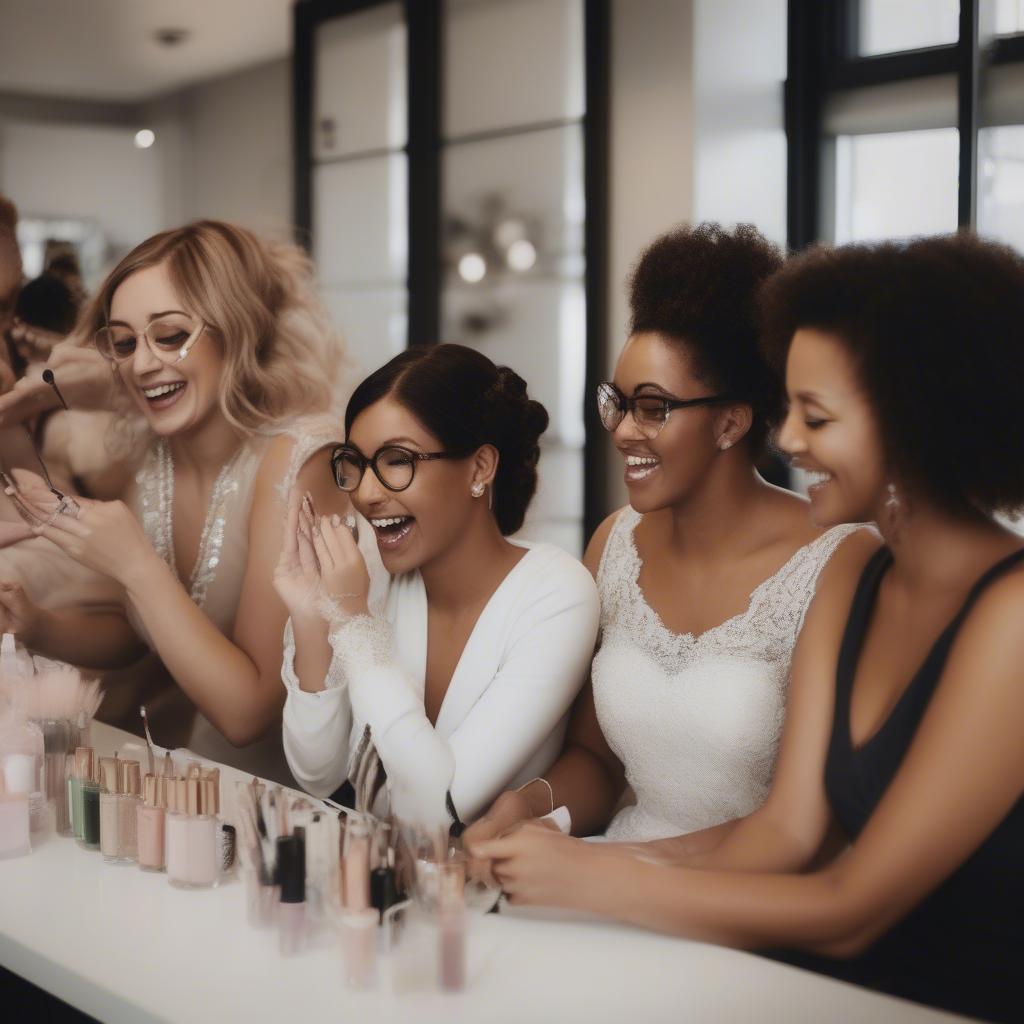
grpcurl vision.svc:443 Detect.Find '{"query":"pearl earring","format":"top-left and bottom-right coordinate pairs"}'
top-left (885, 481), bottom-right (901, 514)
top-left (471, 482), bottom-right (485, 498)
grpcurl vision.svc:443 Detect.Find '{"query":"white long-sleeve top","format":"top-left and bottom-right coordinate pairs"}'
top-left (281, 542), bottom-right (599, 825)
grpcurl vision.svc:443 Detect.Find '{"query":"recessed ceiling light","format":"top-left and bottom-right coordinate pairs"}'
top-left (134, 129), bottom-right (156, 149)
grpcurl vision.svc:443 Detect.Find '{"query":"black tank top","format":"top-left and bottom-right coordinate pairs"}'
top-left (822, 545), bottom-right (1024, 1022)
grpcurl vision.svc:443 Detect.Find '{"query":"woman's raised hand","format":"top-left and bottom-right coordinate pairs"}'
top-left (273, 487), bottom-right (324, 620)
top-left (0, 340), bottom-right (116, 425)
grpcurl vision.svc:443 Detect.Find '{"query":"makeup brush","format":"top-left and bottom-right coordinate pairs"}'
top-left (41, 369), bottom-right (69, 411)
top-left (139, 705), bottom-right (156, 776)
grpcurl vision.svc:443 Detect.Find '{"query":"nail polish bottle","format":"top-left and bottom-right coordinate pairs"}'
top-left (277, 834), bottom-right (307, 956)
top-left (340, 818), bottom-right (378, 988)
top-left (98, 756), bottom-right (121, 861)
top-left (166, 776), bottom-right (219, 889)
top-left (438, 862), bottom-right (467, 992)
top-left (117, 760), bottom-right (141, 862)
top-left (0, 718), bottom-right (46, 837)
top-left (137, 773), bottom-right (166, 872)
top-left (79, 758), bottom-right (101, 851)
top-left (71, 747), bottom-right (100, 850)
top-left (371, 825), bottom-right (399, 919)
top-left (0, 792), bottom-right (30, 859)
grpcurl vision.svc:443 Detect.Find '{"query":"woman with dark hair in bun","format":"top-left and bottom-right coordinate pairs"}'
top-left (277, 342), bottom-right (599, 826)
top-left (468, 224), bottom-right (868, 853)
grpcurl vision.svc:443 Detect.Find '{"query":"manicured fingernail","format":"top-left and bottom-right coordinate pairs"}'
top-left (331, 514), bottom-right (341, 527)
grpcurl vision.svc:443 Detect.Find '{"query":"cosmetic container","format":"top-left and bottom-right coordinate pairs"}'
top-left (69, 746), bottom-right (92, 841)
top-left (0, 792), bottom-right (30, 858)
top-left (137, 773), bottom-right (166, 871)
top-left (116, 760), bottom-right (141, 862)
top-left (371, 825), bottom-right (399, 919)
top-left (437, 860), bottom-right (467, 992)
top-left (166, 777), bottom-right (219, 889)
top-left (340, 908), bottom-right (379, 989)
top-left (98, 757), bottom-right (120, 860)
top-left (277, 834), bottom-right (307, 956)
top-left (76, 749), bottom-right (100, 850)
top-left (344, 817), bottom-right (372, 912)
top-left (0, 717), bottom-right (46, 836)
top-left (34, 718), bottom-right (82, 836)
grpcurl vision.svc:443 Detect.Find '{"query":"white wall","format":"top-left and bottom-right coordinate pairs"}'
top-left (605, 0), bottom-right (696, 512)
top-left (174, 59), bottom-right (293, 236)
top-left (0, 120), bottom-right (163, 251)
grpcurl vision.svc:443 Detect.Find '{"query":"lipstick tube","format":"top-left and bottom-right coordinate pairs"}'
top-left (277, 834), bottom-right (307, 956)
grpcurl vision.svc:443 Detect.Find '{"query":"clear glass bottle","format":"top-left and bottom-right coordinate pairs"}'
top-left (137, 773), bottom-right (166, 872)
top-left (79, 757), bottom-right (101, 851)
top-left (98, 757), bottom-right (120, 861)
top-left (166, 777), bottom-right (219, 889)
top-left (117, 760), bottom-right (141, 862)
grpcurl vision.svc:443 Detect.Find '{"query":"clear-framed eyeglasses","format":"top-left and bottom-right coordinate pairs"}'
top-left (596, 381), bottom-right (737, 439)
top-left (94, 314), bottom-right (207, 365)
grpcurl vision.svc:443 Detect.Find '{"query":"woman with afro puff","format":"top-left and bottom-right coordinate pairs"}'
top-left (466, 223), bottom-right (868, 850)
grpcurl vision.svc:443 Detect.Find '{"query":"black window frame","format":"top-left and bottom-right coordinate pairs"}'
top-left (786, 0), bottom-right (1024, 250)
top-left (293, 0), bottom-right (610, 542)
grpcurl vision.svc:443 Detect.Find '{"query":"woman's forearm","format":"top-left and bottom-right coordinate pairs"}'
top-left (121, 554), bottom-right (280, 744)
top-left (569, 852), bottom-right (855, 952)
top-left (610, 819), bottom-right (739, 865)
top-left (545, 745), bottom-right (624, 836)
top-left (290, 613), bottom-right (333, 692)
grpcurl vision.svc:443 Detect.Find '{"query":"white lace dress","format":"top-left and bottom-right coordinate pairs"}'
top-left (593, 507), bottom-right (860, 841)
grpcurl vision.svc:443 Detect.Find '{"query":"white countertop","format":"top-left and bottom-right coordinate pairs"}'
top-left (0, 723), bottom-right (969, 1024)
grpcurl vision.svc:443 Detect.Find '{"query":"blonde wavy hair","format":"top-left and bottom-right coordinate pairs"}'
top-left (79, 220), bottom-right (344, 434)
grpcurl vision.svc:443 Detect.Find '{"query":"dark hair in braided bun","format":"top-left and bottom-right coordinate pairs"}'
top-left (345, 343), bottom-right (549, 535)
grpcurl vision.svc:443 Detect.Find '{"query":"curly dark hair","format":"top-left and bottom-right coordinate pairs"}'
top-left (344, 343), bottom-right (549, 535)
top-left (628, 222), bottom-right (785, 455)
top-left (760, 232), bottom-right (1024, 516)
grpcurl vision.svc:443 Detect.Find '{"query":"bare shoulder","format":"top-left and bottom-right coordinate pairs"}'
top-left (812, 526), bottom-right (882, 608)
top-left (252, 435), bottom-right (345, 513)
top-left (957, 559), bottom-right (1024, 657)
top-left (582, 506), bottom-right (629, 578)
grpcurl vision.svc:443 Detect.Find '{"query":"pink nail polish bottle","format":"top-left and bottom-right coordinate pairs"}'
top-left (137, 773), bottom-right (166, 871)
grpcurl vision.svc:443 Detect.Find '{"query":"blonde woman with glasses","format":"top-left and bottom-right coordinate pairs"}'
top-left (1, 221), bottom-right (348, 781)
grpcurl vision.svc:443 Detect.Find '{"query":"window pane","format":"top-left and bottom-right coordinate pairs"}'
top-left (314, 4), bottom-right (406, 160)
top-left (833, 129), bottom-right (959, 243)
top-left (979, 125), bottom-right (1024, 252)
top-left (995, 0), bottom-right (1024, 35)
top-left (313, 154), bottom-right (407, 286)
top-left (444, 0), bottom-right (584, 138)
top-left (858, 0), bottom-right (959, 56)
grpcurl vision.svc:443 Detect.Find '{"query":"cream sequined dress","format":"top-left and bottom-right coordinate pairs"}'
top-left (99, 417), bottom-right (339, 785)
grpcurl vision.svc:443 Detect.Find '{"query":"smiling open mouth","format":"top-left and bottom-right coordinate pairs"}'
top-left (624, 454), bottom-right (660, 482)
top-left (142, 381), bottom-right (187, 408)
top-left (370, 515), bottom-right (415, 549)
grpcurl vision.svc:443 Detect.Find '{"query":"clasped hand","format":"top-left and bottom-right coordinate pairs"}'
top-left (273, 487), bottom-right (369, 623)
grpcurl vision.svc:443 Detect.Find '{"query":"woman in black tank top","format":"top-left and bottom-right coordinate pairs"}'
top-left (471, 235), bottom-right (1024, 1023)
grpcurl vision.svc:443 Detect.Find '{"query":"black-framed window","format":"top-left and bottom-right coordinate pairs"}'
top-left (293, 0), bottom-right (609, 551)
top-left (787, 0), bottom-right (1024, 252)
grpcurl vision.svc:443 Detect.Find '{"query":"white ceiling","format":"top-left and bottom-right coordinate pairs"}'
top-left (0, 0), bottom-right (293, 103)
